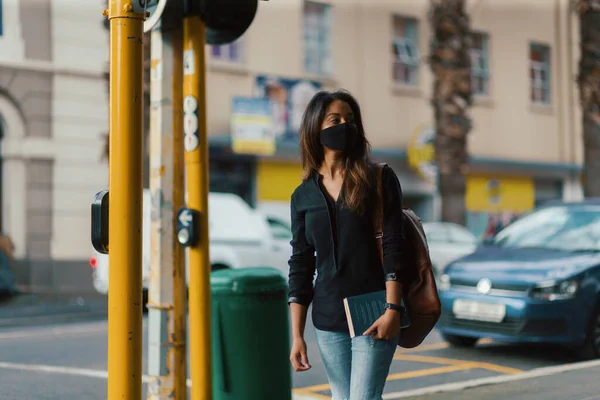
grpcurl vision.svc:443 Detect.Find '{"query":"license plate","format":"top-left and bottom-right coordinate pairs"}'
top-left (452, 299), bottom-right (506, 323)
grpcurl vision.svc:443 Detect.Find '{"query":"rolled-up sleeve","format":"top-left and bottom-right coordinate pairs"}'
top-left (381, 166), bottom-right (409, 283)
top-left (287, 198), bottom-right (316, 306)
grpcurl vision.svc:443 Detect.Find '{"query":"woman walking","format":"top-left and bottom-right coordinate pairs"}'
top-left (287, 90), bottom-right (408, 400)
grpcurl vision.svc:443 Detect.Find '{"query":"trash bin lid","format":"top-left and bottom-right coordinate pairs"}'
top-left (210, 267), bottom-right (287, 294)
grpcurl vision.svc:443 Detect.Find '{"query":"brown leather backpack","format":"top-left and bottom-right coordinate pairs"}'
top-left (374, 163), bottom-right (442, 348)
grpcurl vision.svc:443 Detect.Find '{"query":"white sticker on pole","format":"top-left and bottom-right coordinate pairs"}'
top-left (132, 0), bottom-right (147, 14)
top-left (183, 95), bottom-right (199, 152)
top-left (184, 134), bottom-right (199, 152)
top-left (183, 50), bottom-right (195, 75)
top-left (184, 114), bottom-right (198, 136)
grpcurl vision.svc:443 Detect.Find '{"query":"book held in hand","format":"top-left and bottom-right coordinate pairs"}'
top-left (343, 290), bottom-right (411, 338)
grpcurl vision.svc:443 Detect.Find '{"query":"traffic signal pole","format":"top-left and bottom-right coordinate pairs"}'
top-left (105, 0), bottom-right (145, 398)
top-left (147, 17), bottom-right (187, 400)
top-left (182, 6), bottom-right (212, 399)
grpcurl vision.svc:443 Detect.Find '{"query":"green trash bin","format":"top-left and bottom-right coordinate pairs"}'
top-left (211, 267), bottom-right (292, 400)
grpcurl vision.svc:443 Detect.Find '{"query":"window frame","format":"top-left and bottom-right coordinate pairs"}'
top-left (392, 15), bottom-right (420, 87)
top-left (210, 37), bottom-right (245, 65)
top-left (470, 32), bottom-right (490, 96)
top-left (529, 42), bottom-right (551, 105)
top-left (303, 1), bottom-right (333, 76)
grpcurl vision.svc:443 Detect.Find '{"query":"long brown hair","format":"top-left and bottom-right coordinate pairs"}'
top-left (299, 90), bottom-right (374, 215)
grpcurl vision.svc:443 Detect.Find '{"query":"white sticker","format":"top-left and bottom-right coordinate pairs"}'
top-left (183, 50), bottom-right (195, 75)
top-left (132, 0), bottom-right (146, 14)
top-left (184, 96), bottom-right (198, 114)
top-left (184, 114), bottom-right (198, 136)
top-left (184, 133), bottom-right (199, 152)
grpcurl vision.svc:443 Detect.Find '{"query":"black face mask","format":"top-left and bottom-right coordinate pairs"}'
top-left (320, 122), bottom-right (357, 152)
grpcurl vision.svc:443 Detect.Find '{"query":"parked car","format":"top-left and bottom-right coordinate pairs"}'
top-left (422, 222), bottom-right (478, 276)
top-left (89, 190), bottom-right (292, 301)
top-left (437, 199), bottom-right (600, 359)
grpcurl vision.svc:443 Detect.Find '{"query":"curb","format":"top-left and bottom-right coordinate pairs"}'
top-left (0, 297), bottom-right (108, 329)
top-left (0, 309), bottom-right (108, 329)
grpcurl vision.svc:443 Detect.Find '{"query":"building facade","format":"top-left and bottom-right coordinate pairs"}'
top-left (0, 0), bottom-right (587, 294)
top-left (0, 0), bottom-right (108, 294)
top-left (205, 0), bottom-right (585, 237)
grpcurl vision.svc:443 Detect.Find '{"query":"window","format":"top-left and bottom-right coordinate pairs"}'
top-left (303, 1), bottom-right (332, 76)
top-left (530, 43), bottom-right (551, 104)
top-left (491, 205), bottom-right (600, 252)
top-left (267, 217), bottom-right (292, 241)
top-left (392, 16), bottom-right (419, 86)
top-left (470, 33), bottom-right (489, 96)
top-left (210, 38), bottom-right (244, 64)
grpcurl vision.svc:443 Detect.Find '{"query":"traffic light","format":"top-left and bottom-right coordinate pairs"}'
top-left (201, 0), bottom-right (259, 45)
top-left (144, 0), bottom-right (262, 44)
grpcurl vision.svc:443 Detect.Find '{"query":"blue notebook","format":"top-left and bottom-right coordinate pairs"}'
top-left (343, 290), bottom-right (411, 338)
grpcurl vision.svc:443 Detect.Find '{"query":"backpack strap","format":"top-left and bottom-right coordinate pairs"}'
top-left (374, 162), bottom-right (387, 263)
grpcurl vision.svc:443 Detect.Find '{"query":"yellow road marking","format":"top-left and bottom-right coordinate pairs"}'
top-left (387, 362), bottom-right (480, 380)
top-left (472, 362), bottom-right (523, 375)
top-left (292, 388), bottom-right (331, 399)
top-left (395, 354), bottom-right (523, 375)
top-left (394, 354), bottom-right (473, 365)
top-left (396, 338), bottom-right (494, 354)
top-left (295, 362), bottom-right (480, 394)
top-left (293, 339), bottom-right (514, 396)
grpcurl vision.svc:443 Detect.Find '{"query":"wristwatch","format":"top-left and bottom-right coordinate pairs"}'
top-left (385, 302), bottom-right (405, 316)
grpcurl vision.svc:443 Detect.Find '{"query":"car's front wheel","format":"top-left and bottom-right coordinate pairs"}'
top-left (577, 303), bottom-right (600, 360)
top-left (443, 333), bottom-right (479, 348)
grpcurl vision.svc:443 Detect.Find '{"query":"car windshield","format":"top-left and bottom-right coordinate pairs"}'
top-left (489, 205), bottom-right (600, 252)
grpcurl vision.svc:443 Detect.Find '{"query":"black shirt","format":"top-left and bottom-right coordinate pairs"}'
top-left (287, 164), bottom-right (408, 332)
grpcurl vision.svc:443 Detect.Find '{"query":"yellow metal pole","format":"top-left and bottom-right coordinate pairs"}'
top-left (105, 1), bottom-right (144, 399)
top-left (183, 15), bottom-right (212, 400)
top-left (172, 24), bottom-right (188, 400)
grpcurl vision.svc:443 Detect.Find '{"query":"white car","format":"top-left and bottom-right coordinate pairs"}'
top-left (89, 190), bottom-right (292, 301)
top-left (422, 222), bottom-right (478, 276)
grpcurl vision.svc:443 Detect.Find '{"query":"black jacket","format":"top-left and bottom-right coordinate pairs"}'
top-left (287, 164), bottom-right (408, 332)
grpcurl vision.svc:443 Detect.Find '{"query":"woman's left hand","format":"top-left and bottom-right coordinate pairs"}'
top-left (363, 310), bottom-right (401, 340)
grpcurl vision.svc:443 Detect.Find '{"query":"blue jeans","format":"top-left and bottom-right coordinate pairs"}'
top-left (314, 328), bottom-right (397, 400)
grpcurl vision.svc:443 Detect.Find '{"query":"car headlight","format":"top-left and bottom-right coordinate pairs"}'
top-left (530, 279), bottom-right (579, 301)
top-left (437, 274), bottom-right (450, 291)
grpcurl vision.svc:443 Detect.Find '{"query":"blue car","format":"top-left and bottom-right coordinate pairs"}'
top-left (437, 199), bottom-right (600, 359)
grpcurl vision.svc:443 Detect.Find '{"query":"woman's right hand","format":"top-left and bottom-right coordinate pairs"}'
top-left (290, 337), bottom-right (311, 372)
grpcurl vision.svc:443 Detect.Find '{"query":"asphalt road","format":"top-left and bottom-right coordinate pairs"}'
top-left (0, 315), bottom-right (592, 400)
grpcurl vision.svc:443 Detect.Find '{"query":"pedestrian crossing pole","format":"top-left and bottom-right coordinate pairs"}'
top-left (103, 0), bottom-right (145, 399)
top-left (182, 2), bottom-right (212, 398)
top-left (146, 9), bottom-right (187, 399)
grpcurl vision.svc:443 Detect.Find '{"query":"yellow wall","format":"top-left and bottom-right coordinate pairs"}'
top-left (466, 174), bottom-right (535, 213)
top-left (257, 161), bottom-right (304, 201)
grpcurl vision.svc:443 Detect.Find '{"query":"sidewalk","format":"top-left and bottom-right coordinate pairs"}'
top-left (0, 292), bottom-right (108, 328)
top-left (390, 359), bottom-right (600, 400)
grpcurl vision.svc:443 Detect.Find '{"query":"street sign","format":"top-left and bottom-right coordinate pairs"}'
top-left (176, 207), bottom-right (199, 247)
top-left (178, 208), bottom-right (193, 227)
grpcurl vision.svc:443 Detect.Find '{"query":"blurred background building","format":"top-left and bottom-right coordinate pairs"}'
top-left (0, 0), bottom-right (587, 294)
top-left (0, 0), bottom-right (108, 294)
top-left (206, 0), bottom-right (584, 235)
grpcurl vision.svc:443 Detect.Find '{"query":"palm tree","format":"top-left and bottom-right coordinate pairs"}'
top-left (574, 0), bottom-right (600, 197)
top-left (429, 0), bottom-right (473, 225)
